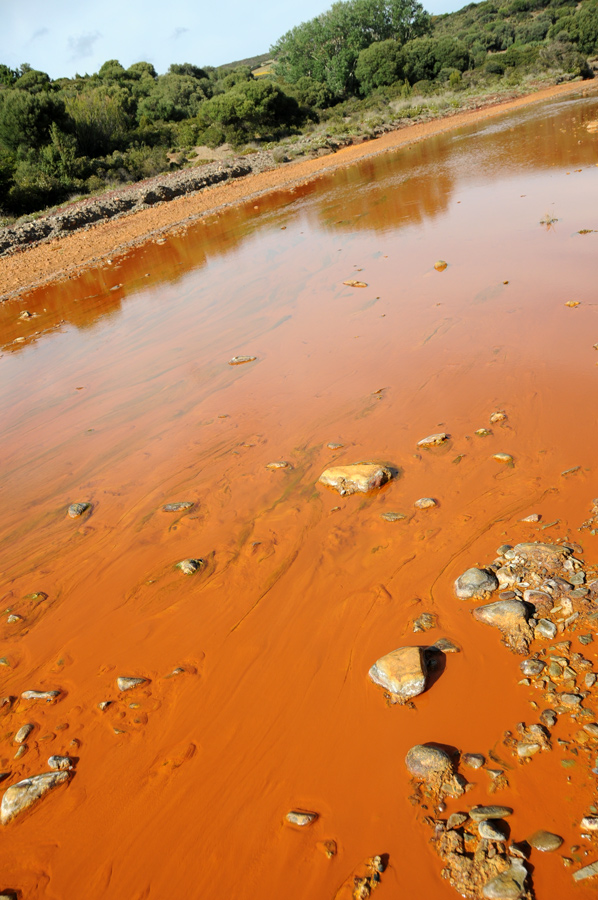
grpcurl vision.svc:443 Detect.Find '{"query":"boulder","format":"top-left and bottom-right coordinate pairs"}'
top-left (318, 464), bottom-right (392, 496)
top-left (1, 771), bottom-right (69, 824)
top-left (472, 600), bottom-right (533, 654)
top-left (369, 646), bottom-right (427, 702)
top-left (455, 567), bottom-right (499, 601)
top-left (482, 859), bottom-right (528, 899)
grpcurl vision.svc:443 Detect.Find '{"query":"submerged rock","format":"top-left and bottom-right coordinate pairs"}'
top-left (573, 860), bottom-right (598, 882)
top-left (380, 511), bottom-right (406, 522)
top-left (482, 859), bottom-right (528, 899)
top-left (286, 810), bottom-right (317, 826)
top-left (455, 568), bottom-right (499, 601)
top-left (67, 501), bottom-right (91, 518)
top-left (117, 676), bottom-right (148, 692)
top-left (472, 600), bottom-right (533, 654)
top-left (265, 461), bottom-right (291, 469)
top-left (1, 771), bottom-right (69, 824)
top-left (414, 497), bottom-right (437, 509)
top-left (228, 356), bottom-right (256, 365)
top-left (176, 558), bottom-right (204, 575)
top-left (48, 755), bottom-right (72, 771)
top-left (526, 830), bottom-right (563, 852)
top-left (470, 806), bottom-right (513, 821)
top-left (418, 432), bottom-right (449, 448)
top-left (318, 464), bottom-right (392, 496)
top-left (406, 745), bottom-right (453, 780)
top-left (493, 453), bottom-right (514, 465)
top-left (162, 501), bottom-right (193, 512)
top-left (369, 646), bottom-right (427, 702)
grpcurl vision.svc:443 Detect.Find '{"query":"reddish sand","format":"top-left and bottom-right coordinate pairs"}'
top-left (0, 81), bottom-right (598, 900)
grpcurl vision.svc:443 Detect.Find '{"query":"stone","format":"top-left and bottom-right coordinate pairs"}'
top-left (511, 542), bottom-right (571, 568)
top-left (417, 432), bottom-right (449, 448)
top-left (523, 590), bottom-right (553, 615)
top-left (535, 619), bottom-right (557, 640)
top-left (405, 745), bottom-right (453, 780)
top-left (434, 260), bottom-right (448, 271)
top-left (13, 746), bottom-right (26, 761)
top-left (527, 830), bottom-right (563, 852)
top-left (316, 840), bottom-right (337, 858)
top-left (584, 723), bottom-right (598, 736)
top-left (540, 710), bottom-right (557, 727)
top-left (559, 693), bottom-right (582, 708)
top-left (228, 356), bottom-right (256, 365)
top-left (472, 600), bottom-right (533, 654)
top-left (573, 861), bottom-right (598, 882)
top-left (14, 724), bottom-right (33, 744)
top-left (430, 638), bottom-right (460, 653)
top-left (68, 501), bottom-right (91, 518)
top-left (380, 511), bottom-right (406, 522)
top-left (521, 514), bottom-right (541, 523)
top-left (520, 659), bottom-right (544, 677)
top-left (482, 859), bottom-right (528, 899)
top-left (286, 810), bottom-right (317, 826)
top-left (265, 461), bottom-right (291, 469)
top-left (318, 464), bottom-right (392, 496)
top-left (116, 676), bottom-right (148, 692)
top-left (470, 806), bottom-right (513, 821)
top-left (581, 817), bottom-right (598, 830)
top-left (1, 771), bottom-right (69, 824)
top-left (48, 755), bottom-right (72, 771)
top-left (479, 819), bottom-right (509, 841)
top-left (369, 647), bottom-right (427, 702)
top-left (327, 442), bottom-right (344, 450)
top-left (176, 558), bottom-right (204, 575)
top-left (516, 742), bottom-right (541, 758)
top-left (414, 497), bottom-right (437, 509)
top-left (98, 700), bottom-right (112, 711)
top-left (490, 411), bottom-right (507, 424)
top-left (162, 502), bottom-right (193, 512)
top-left (21, 690), bottom-right (60, 702)
top-left (462, 753), bottom-right (485, 769)
top-left (413, 613), bottom-right (436, 632)
top-left (454, 568), bottom-right (499, 601)
top-left (447, 812), bottom-right (469, 829)
top-left (493, 453), bottom-right (514, 464)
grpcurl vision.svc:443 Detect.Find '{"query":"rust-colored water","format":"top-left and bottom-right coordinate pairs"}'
top-left (1, 91), bottom-right (598, 899)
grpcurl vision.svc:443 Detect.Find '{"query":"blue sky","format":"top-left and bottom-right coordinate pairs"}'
top-left (1, 0), bottom-right (467, 80)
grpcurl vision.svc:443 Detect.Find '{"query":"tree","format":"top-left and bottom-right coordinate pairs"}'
top-left (355, 39), bottom-right (405, 93)
top-left (98, 59), bottom-right (127, 82)
top-left (198, 80), bottom-right (302, 145)
top-left (169, 63), bottom-right (209, 80)
top-left (0, 64), bottom-right (19, 87)
top-left (63, 87), bottom-right (132, 155)
top-left (137, 73), bottom-right (210, 122)
top-left (127, 61), bottom-right (158, 80)
top-left (272, 0), bottom-right (430, 96)
top-left (14, 69), bottom-right (51, 93)
top-left (402, 36), bottom-right (472, 83)
top-left (0, 90), bottom-right (66, 151)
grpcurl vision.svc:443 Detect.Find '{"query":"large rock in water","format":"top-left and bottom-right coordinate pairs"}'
top-left (318, 464), bottom-right (392, 496)
top-left (455, 567), bottom-right (499, 601)
top-left (473, 600), bottom-right (533, 654)
top-left (482, 859), bottom-right (528, 899)
top-left (1, 771), bottom-right (69, 824)
top-left (369, 647), bottom-right (427, 702)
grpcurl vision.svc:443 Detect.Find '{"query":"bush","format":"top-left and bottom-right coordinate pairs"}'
top-left (355, 40), bottom-right (405, 94)
top-left (197, 80), bottom-right (303, 146)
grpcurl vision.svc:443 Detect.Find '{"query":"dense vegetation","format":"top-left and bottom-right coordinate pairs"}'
top-left (1, 0), bottom-right (596, 220)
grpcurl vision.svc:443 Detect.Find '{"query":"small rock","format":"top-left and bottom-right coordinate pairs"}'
top-left (413, 613), bottom-right (436, 632)
top-left (380, 511), bottom-right (406, 522)
top-left (540, 710), bottom-right (557, 727)
top-left (48, 755), bottom-right (72, 771)
top-left (523, 590), bottom-right (553, 615)
top-left (585, 673), bottom-right (597, 688)
top-left (521, 514), bottom-right (541, 523)
top-left (417, 433), bottom-right (449, 448)
top-left (414, 497), bottom-right (437, 509)
top-left (581, 817), bottom-right (598, 830)
top-left (454, 567), bottom-right (499, 601)
top-left (316, 840), bottom-right (337, 858)
top-left (405, 745), bottom-right (453, 780)
top-left (559, 693), bottom-right (582, 708)
top-left (509, 842), bottom-right (531, 860)
top-left (470, 805), bottom-right (513, 821)
top-left (67, 502), bottom-right (91, 518)
top-left (434, 260), bottom-right (448, 271)
top-left (429, 637), bottom-right (460, 653)
top-left (342, 279), bottom-right (367, 288)
top-left (482, 859), bottom-right (528, 899)
top-left (98, 700), bottom-right (112, 711)
top-left (369, 646), bottom-right (427, 702)
top-left (327, 442), bottom-right (344, 450)
top-left (318, 464), bottom-right (392, 496)
top-left (6, 616), bottom-right (21, 624)
top-left (447, 812), bottom-right (469, 829)
top-left (527, 830), bottom-right (563, 852)
top-left (0, 891), bottom-right (18, 900)
top-left (265, 461), bottom-right (291, 469)
top-left (479, 818), bottom-right (509, 841)
top-left (535, 619), bottom-right (557, 640)
top-left (176, 558), bottom-right (204, 575)
top-left (229, 356), bottom-right (256, 365)
top-left (573, 860), bottom-right (598, 882)
top-left (116, 677), bottom-right (148, 692)
top-left (473, 600), bottom-right (533, 654)
top-left (583, 723), bottom-right (598, 736)
top-left (13, 746), bottom-right (26, 760)
top-left (517, 742), bottom-right (541, 758)
top-left (286, 810), bottom-right (317, 826)
top-left (493, 453), bottom-right (514, 464)
top-left (14, 724), bottom-right (34, 744)
top-left (21, 690), bottom-right (60, 702)
top-left (462, 753), bottom-right (485, 769)
top-left (0, 771), bottom-right (69, 824)
top-left (162, 502), bottom-right (193, 512)
top-left (513, 542), bottom-right (571, 567)
top-left (476, 428), bottom-right (492, 437)
top-left (520, 659), bottom-right (544, 677)
top-left (490, 411), bottom-right (507, 424)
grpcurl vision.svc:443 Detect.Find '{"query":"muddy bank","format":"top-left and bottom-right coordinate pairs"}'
top-left (1, 78), bottom-right (596, 301)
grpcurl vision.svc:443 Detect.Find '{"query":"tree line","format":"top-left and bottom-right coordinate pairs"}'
top-left (0, 0), bottom-right (596, 219)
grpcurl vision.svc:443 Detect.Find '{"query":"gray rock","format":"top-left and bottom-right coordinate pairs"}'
top-left (286, 810), bottom-right (317, 826)
top-left (116, 676), bottom-right (148, 692)
top-left (1, 771), bottom-right (69, 824)
top-left (482, 859), bottom-right (528, 899)
top-left (462, 753), bottom-right (485, 769)
top-left (0, 891), bottom-right (17, 900)
top-left (520, 659), bottom-right (544, 677)
top-left (98, 700), bottom-right (112, 711)
top-left (585, 673), bottom-right (597, 688)
top-left (21, 690), bottom-right (60, 702)
top-left (470, 805), bottom-right (513, 821)
top-left (455, 568), bottom-right (499, 601)
top-left (405, 745), bottom-right (454, 780)
top-left (535, 619), bottom-right (557, 640)
top-left (327, 442), bottom-right (344, 450)
top-left (48, 755), bottom-right (72, 771)
top-left (527, 829), bottom-right (563, 852)
top-left (176, 558), bottom-right (204, 575)
top-left (540, 709), bottom-right (558, 727)
top-left (559, 693), bottom-right (582, 708)
top-left (447, 812), bottom-right (469, 829)
top-left (479, 819), bottom-right (509, 841)
top-left (573, 860), bottom-right (598, 882)
top-left (68, 501), bottom-right (91, 518)
top-left (162, 502), bottom-right (194, 512)
top-left (369, 647), bottom-right (427, 701)
top-left (14, 724), bottom-right (33, 744)
top-left (265, 461), bottom-right (291, 469)
top-left (472, 600), bottom-right (533, 654)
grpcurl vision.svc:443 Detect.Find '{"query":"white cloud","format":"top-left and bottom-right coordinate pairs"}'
top-left (67, 31), bottom-right (102, 62)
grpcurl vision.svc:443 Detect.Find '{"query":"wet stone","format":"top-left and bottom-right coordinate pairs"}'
top-left (584, 723), bottom-right (598, 736)
top-left (176, 558), bottom-right (204, 575)
top-left (462, 753), bottom-right (485, 769)
top-left (509, 842), bottom-right (531, 860)
top-left (286, 810), bottom-right (317, 826)
top-left (454, 567), bottom-right (499, 601)
top-left (559, 693), bottom-right (582, 708)
top-left (228, 355), bottom-right (256, 365)
top-left (162, 502), bottom-right (193, 512)
top-left (482, 859), bottom-right (528, 899)
top-left (535, 619), bottom-right (557, 640)
top-left (327, 442), bottom-right (344, 450)
top-left (380, 511), bottom-right (406, 522)
top-left (523, 590), bottom-right (553, 614)
top-left (0, 771), bottom-right (69, 824)
top-left (369, 646), bottom-right (427, 702)
top-left (527, 830), bottom-right (563, 852)
top-left (580, 634), bottom-right (594, 646)
top-left (68, 501), bottom-right (91, 518)
top-left (447, 812), bottom-right (469, 829)
top-left (516, 742), bottom-right (541, 758)
top-left (265, 461), bottom-right (291, 469)
top-left (14, 724), bottom-right (33, 744)
top-left (417, 432), bottom-right (449, 448)
top-left (479, 819), bottom-right (509, 841)
top-left (405, 745), bottom-right (453, 780)
top-left (472, 600), bottom-right (533, 654)
top-left (414, 497), bottom-right (437, 509)
top-left (540, 710), bottom-right (557, 727)
top-left (470, 806), bottom-right (513, 821)
top-left (48, 755), bottom-right (72, 771)
top-left (520, 659), bottom-right (544, 677)
top-left (581, 817), bottom-right (598, 831)
top-left (22, 690), bottom-right (60, 702)
top-left (493, 453), bottom-right (514, 464)
top-left (430, 637), bottom-right (460, 653)
top-left (490, 411), bottom-right (507, 424)
top-left (318, 464), bottom-right (392, 496)
top-left (413, 613), bottom-right (436, 633)
top-left (117, 676), bottom-right (148, 692)
top-left (573, 860), bottom-right (598, 882)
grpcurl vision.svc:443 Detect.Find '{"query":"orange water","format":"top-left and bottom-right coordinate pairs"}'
top-left (1, 90), bottom-right (598, 899)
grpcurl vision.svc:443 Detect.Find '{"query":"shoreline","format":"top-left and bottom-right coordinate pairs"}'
top-left (1, 78), bottom-right (596, 302)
